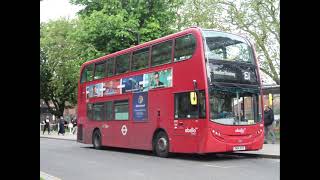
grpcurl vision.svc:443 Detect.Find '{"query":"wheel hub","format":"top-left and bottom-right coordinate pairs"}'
top-left (157, 137), bottom-right (167, 151)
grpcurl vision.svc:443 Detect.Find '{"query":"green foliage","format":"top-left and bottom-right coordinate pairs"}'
top-left (178, 0), bottom-right (280, 85)
top-left (70, 0), bottom-right (183, 53)
top-left (41, 1), bottom-right (184, 116)
top-left (40, 19), bottom-right (86, 117)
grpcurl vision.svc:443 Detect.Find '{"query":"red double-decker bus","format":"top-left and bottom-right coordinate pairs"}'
top-left (77, 27), bottom-right (264, 157)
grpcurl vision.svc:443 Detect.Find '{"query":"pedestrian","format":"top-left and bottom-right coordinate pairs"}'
top-left (58, 116), bottom-right (65, 136)
top-left (264, 105), bottom-right (276, 144)
top-left (42, 116), bottom-right (50, 135)
top-left (72, 117), bottom-right (77, 134)
top-left (68, 121), bottom-right (73, 135)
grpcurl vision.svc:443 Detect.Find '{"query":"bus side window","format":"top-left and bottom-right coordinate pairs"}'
top-left (93, 103), bottom-right (104, 121)
top-left (87, 103), bottom-right (93, 120)
top-left (94, 61), bottom-right (106, 80)
top-left (106, 58), bottom-right (115, 77)
top-left (174, 34), bottom-right (196, 62)
top-left (132, 47), bottom-right (149, 71)
top-left (151, 40), bottom-right (172, 67)
top-left (105, 101), bottom-right (113, 120)
top-left (114, 100), bottom-right (129, 120)
top-left (116, 53), bottom-right (130, 75)
top-left (81, 64), bottom-right (94, 83)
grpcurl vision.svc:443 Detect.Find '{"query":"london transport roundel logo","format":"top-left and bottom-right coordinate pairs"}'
top-left (138, 95), bottom-right (144, 104)
top-left (121, 125), bottom-right (128, 135)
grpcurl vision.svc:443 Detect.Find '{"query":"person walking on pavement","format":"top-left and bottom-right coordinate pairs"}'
top-left (264, 105), bottom-right (276, 144)
top-left (68, 120), bottom-right (73, 135)
top-left (58, 116), bottom-right (65, 136)
top-left (72, 117), bottom-right (77, 135)
top-left (42, 116), bottom-right (50, 135)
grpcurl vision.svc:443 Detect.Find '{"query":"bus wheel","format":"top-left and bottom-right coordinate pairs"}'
top-left (154, 131), bottom-right (169, 158)
top-left (92, 130), bottom-right (102, 150)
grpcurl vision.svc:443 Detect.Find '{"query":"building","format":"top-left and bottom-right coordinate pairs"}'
top-left (40, 99), bottom-right (77, 123)
top-left (262, 85), bottom-right (280, 121)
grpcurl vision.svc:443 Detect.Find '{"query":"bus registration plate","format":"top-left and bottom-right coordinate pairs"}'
top-left (233, 146), bottom-right (246, 151)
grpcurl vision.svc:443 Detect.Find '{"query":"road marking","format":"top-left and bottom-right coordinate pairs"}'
top-left (266, 158), bottom-right (280, 163)
top-left (40, 171), bottom-right (61, 180)
top-left (204, 164), bottom-right (239, 169)
top-left (130, 170), bottom-right (146, 176)
top-left (259, 158), bottom-right (280, 163)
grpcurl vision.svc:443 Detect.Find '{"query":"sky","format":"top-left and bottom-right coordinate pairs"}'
top-left (40, 0), bottom-right (84, 22)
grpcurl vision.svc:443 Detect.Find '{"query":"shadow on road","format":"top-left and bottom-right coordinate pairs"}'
top-left (81, 146), bottom-right (258, 162)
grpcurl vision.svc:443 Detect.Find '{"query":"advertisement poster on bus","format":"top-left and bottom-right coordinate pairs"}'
top-left (142, 73), bottom-right (150, 91)
top-left (148, 69), bottom-right (172, 89)
top-left (103, 79), bottom-right (121, 96)
top-left (121, 75), bottom-right (144, 93)
top-left (86, 86), bottom-right (89, 99)
top-left (133, 92), bottom-right (148, 121)
top-left (87, 83), bottom-right (103, 98)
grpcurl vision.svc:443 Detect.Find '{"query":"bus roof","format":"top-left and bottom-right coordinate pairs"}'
top-left (81, 27), bottom-right (202, 68)
top-left (80, 27), bottom-right (252, 68)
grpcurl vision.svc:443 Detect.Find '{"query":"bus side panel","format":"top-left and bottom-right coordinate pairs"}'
top-left (169, 119), bottom-right (207, 153)
top-left (77, 80), bottom-right (88, 144)
top-left (148, 90), bottom-right (173, 149)
top-left (128, 122), bottom-right (154, 150)
top-left (99, 96), bottom-right (132, 148)
top-left (168, 29), bottom-right (209, 154)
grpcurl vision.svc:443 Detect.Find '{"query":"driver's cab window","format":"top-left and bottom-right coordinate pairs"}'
top-left (174, 91), bottom-right (206, 119)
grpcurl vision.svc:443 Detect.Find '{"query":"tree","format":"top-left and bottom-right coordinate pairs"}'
top-left (175, 0), bottom-right (228, 31)
top-left (70, 0), bottom-right (183, 54)
top-left (40, 19), bottom-right (86, 117)
top-left (40, 1), bottom-right (184, 117)
top-left (178, 0), bottom-right (280, 85)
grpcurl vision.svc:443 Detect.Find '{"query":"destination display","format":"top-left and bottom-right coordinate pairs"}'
top-left (209, 61), bottom-right (258, 85)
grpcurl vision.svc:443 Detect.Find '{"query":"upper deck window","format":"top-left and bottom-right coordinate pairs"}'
top-left (116, 53), bottom-right (130, 75)
top-left (174, 34), bottom-right (196, 62)
top-left (151, 40), bottom-right (172, 67)
top-left (106, 58), bottom-right (115, 77)
top-left (132, 47), bottom-right (149, 71)
top-left (81, 64), bottom-right (94, 83)
top-left (203, 30), bottom-right (254, 64)
top-left (94, 61), bottom-right (106, 80)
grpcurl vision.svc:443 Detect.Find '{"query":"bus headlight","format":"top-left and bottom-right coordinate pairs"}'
top-left (212, 129), bottom-right (221, 136)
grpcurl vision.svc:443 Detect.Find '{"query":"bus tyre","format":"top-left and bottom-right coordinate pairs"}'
top-left (93, 130), bottom-right (102, 150)
top-left (154, 131), bottom-right (169, 158)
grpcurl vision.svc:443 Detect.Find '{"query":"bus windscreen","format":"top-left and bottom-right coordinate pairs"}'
top-left (202, 30), bottom-right (254, 64)
top-left (209, 87), bottom-right (261, 125)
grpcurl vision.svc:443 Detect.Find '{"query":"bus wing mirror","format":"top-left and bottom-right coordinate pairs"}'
top-left (190, 92), bottom-right (198, 105)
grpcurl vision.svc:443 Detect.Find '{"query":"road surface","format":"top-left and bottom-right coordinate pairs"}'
top-left (40, 138), bottom-right (279, 180)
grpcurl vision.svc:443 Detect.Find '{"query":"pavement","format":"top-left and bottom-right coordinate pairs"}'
top-left (40, 171), bottom-right (61, 180)
top-left (40, 131), bottom-right (279, 159)
top-left (41, 131), bottom-right (76, 141)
